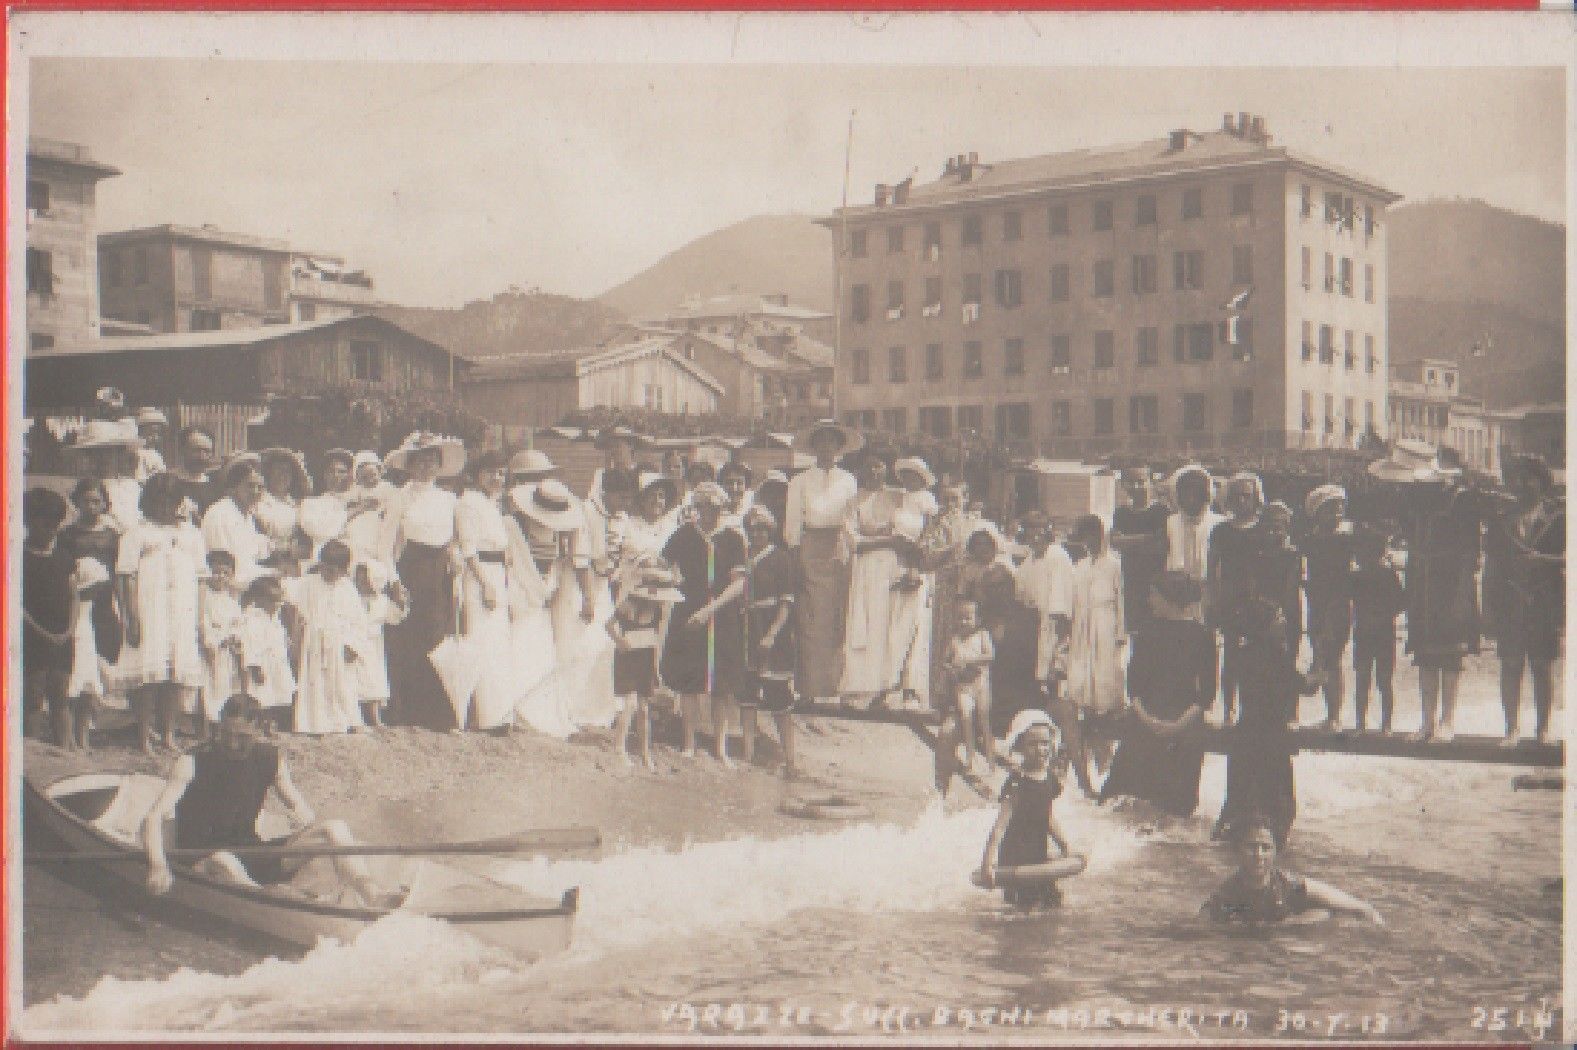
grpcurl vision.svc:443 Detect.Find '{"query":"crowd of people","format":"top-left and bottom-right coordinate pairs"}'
top-left (21, 406), bottom-right (1566, 840)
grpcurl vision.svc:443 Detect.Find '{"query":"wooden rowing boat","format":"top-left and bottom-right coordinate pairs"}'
top-left (24, 772), bottom-right (578, 958)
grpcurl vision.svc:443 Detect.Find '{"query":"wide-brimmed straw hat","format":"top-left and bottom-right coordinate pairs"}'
top-left (71, 418), bottom-right (141, 450)
top-left (1303, 483), bottom-right (1348, 519)
top-left (507, 449), bottom-right (556, 479)
top-left (689, 481), bottom-right (729, 508)
top-left (135, 407), bottom-right (168, 428)
top-left (792, 418), bottom-right (864, 456)
top-left (511, 478), bottom-right (583, 532)
top-left (385, 432), bottom-right (467, 477)
top-left (893, 456), bottom-right (937, 489)
top-left (259, 447), bottom-right (312, 494)
top-left (628, 557), bottom-right (685, 604)
top-left (637, 470), bottom-right (679, 505)
top-left (595, 425), bottom-right (647, 451)
top-left (1367, 439), bottom-right (1456, 484)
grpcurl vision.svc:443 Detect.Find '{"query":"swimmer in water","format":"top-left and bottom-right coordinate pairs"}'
top-left (1202, 816), bottom-right (1383, 927)
top-left (976, 711), bottom-right (1077, 910)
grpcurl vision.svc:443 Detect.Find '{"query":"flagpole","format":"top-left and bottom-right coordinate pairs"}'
top-left (833, 109), bottom-right (854, 421)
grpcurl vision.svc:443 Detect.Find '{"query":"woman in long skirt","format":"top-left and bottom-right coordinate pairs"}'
top-left (454, 452), bottom-right (516, 730)
top-left (925, 483), bottom-right (973, 711)
top-left (379, 434), bottom-right (463, 730)
top-left (888, 458), bottom-right (937, 708)
top-left (839, 455), bottom-right (905, 704)
top-left (1066, 515), bottom-right (1126, 786)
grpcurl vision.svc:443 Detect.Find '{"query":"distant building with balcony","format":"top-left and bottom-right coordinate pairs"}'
top-left (25, 138), bottom-right (121, 354)
top-left (1388, 358), bottom-right (1504, 476)
top-left (822, 114), bottom-right (1398, 457)
top-left (98, 224), bottom-right (381, 334)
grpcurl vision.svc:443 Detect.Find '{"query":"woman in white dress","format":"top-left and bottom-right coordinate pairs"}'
top-left (257, 448), bottom-right (309, 560)
top-left (292, 540), bottom-right (367, 736)
top-left (839, 455), bottom-right (906, 704)
top-left (454, 452), bottom-right (516, 731)
top-left (889, 457), bottom-right (938, 708)
top-left (1066, 514), bottom-right (1127, 786)
top-left (114, 472), bottom-right (207, 753)
top-left (298, 448), bottom-right (355, 557)
top-left (346, 450), bottom-right (396, 567)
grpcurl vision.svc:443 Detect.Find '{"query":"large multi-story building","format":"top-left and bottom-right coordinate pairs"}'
top-left (823, 114), bottom-right (1399, 457)
top-left (98, 225), bottom-right (382, 334)
top-left (1388, 358), bottom-right (1504, 476)
top-left (25, 138), bottom-right (121, 354)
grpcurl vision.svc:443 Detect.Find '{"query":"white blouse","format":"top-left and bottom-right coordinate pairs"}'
top-left (455, 489), bottom-right (509, 557)
top-left (385, 483), bottom-right (458, 549)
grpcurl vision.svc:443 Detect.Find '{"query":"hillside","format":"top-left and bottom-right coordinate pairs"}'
top-left (1385, 198), bottom-right (1565, 408)
top-left (377, 290), bottom-right (624, 360)
top-left (599, 214), bottom-right (833, 320)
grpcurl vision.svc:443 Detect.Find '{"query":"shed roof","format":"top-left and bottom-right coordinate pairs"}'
top-left (466, 337), bottom-right (725, 394)
top-left (44, 315), bottom-right (452, 361)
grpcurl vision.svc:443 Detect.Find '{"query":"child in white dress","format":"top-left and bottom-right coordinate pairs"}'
top-left (239, 575), bottom-right (295, 731)
top-left (352, 560), bottom-right (407, 728)
top-left (63, 557), bottom-right (110, 752)
top-left (197, 550), bottom-right (245, 735)
top-left (292, 540), bottom-right (368, 736)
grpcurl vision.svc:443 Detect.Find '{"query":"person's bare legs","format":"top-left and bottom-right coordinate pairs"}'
top-left (611, 694), bottom-right (637, 766)
top-left (1415, 666), bottom-right (1441, 742)
top-left (288, 820), bottom-right (397, 907)
top-left (712, 693), bottom-right (737, 769)
top-left (1437, 669), bottom-right (1461, 742)
top-left (679, 692), bottom-right (701, 757)
top-left (1531, 659), bottom-right (1556, 745)
top-left (773, 710), bottom-right (797, 776)
top-left (1499, 652), bottom-right (1525, 745)
top-left (741, 708), bottom-right (759, 765)
top-left (133, 685), bottom-right (157, 754)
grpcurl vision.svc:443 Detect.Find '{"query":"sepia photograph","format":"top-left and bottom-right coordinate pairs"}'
top-left (7, 11), bottom-right (1571, 1041)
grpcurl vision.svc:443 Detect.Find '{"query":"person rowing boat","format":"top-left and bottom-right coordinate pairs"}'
top-left (143, 693), bottom-right (405, 907)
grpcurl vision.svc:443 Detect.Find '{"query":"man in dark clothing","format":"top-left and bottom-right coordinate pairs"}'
top-left (22, 488), bottom-right (73, 742)
top-left (143, 694), bottom-right (401, 906)
top-left (1109, 472), bottom-right (1169, 632)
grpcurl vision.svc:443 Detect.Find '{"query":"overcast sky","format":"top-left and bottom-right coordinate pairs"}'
top-left (29, 60), bottom-right (1564, 309)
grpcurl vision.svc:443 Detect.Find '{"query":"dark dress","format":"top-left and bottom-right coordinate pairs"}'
top-left (997, 770), bottom-right (1063, 908)
top-left (1301, 527), bottom-right (1355, 653)
top-left (174, 741), bottom-right (289, 885)
top-left (1260, 536), bottom-right (1304, 654)
top-left (60, 522), bottom-right (125, 661)
top-left (662, 522), bottom-right (747, 697)
top-left (1100, 617), bottom-right (1214, 815)
top-left (742, 544), bottom-right (798, 711)
top-left (1112, 501), bottom-right (1169, 630)
top-left (23, 543), bottom-right (73, 677)
top-left (612, 599), bottom-right (662, 697)
top-left (173, 471), bottom-right (221, 519)
top-left (1483, 498), bottom-right (1565, 664)
top-left (1215, 635), bottom-right (1303, 847)
top-left (1403, 491), bottom-right (1482, 671)
top-left (387, 540), bottom-right (456, 730)
top-left (1203, 868), bottom-right (1316, 925)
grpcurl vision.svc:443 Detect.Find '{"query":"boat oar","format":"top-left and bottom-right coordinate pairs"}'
top-left (25, 827), bottom-right (601, 864)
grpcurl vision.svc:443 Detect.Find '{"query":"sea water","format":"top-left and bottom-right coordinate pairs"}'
top-left (20, 702), bottom-right (1564, 1041)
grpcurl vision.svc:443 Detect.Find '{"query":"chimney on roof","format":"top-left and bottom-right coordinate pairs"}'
top-left (967, 151), bottom-right (978, 165)
top-left (943, 155), bottom-right (957, 177)
top-left (1251, 115), bottom-right (1267, 142)
top-left (1223, 112), bottom-right (1236, 134)
top-left (1168, 129), bottom-right (1189, 151)
top-left (874, 183), bottom-right (890, 207)
top-left (1239, 112), bottom-right (1251, 136)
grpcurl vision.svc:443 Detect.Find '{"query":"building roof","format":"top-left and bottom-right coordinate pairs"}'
top-left (99, 224), bottom-right (292, 254)
top-left (28, 137), bottom-right (120, 180)
top-left (826, 125), bottom-right (1401, 224)
top-left (658, 293), bottom-right (830, 324)
top-left (45, 315), bottom-right (451, 361)
top-left (466, 337), bottom-right (725, 394)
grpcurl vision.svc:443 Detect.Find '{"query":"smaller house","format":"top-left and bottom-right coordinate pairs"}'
top-left (26, 138), bottom-right (121, 353)
top-left (461, 337), bottom-right (724, 430)
top-left (1388, 358), bottom-right (1503, 476)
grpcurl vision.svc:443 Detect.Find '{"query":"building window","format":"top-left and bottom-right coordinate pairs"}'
top-left (886, 280), bottom-right (904, 320)
top-left (1324, 394), bottom-right (1336, 434)
top-left (957, 405), bottom-right (984, 435)
top-left (1049, 334), bottom-right (1071, 374)
top-left (1301, 246), bottom-right (1312, 290)
top-left (26, 248), bottom-right (53, 297)
top-left (1231, 388), bottom-right (1253, 429)
top-left (192, 246), bottom-right (213, 301)
top-left (1318, 324), bottom-right (1334, 364)
top-left (1182, 394), bottom-right (1208, 432)
top-left (1365, 334), bottom-right (1376, 374)
top-left (962, 272), bottom-right (983, 307)
top-left (1364, 400), bottom-right (1375, 432)
top-left (996, 403), bottom-right (1032, 440)
top-left (1230, 316), bottom-right (1253, 361)
top-left (962, 341), bottom-right (983, 379)
top-left (1049, 264), bottom-right (1070, 303)
top-left (1137, 326), bottom-right (1159, 367)
top-left (961, 214), bottom-right (983, 247)
top-left (887, 226), bottom-right (905, 254)
top-left (923, 276), bottom-right (943, 317)
top-left (1092, 330), bottom-right (1115, 370)
top-left (925, 342), bottom-right (943, 381)
top-left (1093, 398), bottom-right (1115, 435)
top-left (1174, 323), bottom-right (1213, 362)
top-left (849, 284), bottom-right (869, 324)
top-left (30, 333), bottom-right (54, 353)
top-left (190, 308), bottom-right (222, 331)
top-left (1004, 338), bottom-right (1025, 376)
top-left (1343, 396), bottom-right (1356, 439)
top-left (850, 347), bottom-right (870, 384)
top-left (1129, 395), bottom-right (1159, 434)
top-left (1343, 330), bottom-right (1356, 370)
top-left (1302, 391), bottom-right (1315, 431)
top-left (1048, 204), bottom-right (1069, 236)
top-left (849, 229), bottom-right (867, 258)
top-left (888, 346), bottom-right (907, 383)
top-left (1092, 200), bottom-right (1113, 232)
top-left (881, 408), bottom-right (908, 433)
top-left (298, 301), bottom-right (317, 322)
top-left (994, 269), bottom-right (1023, 309)
top-left (1051, 401), bottom-right (1072, 437)
top-left (919, 406), bottom-right (952, 438)
top-left (923, 221), bottom-right (942, 258)
top-left (1231, 182), bottom-right (1253, 216)
top-left (1132, 254), bottom-right (1158, 295)
top-left (1232, 245), bottom-right (1253, 286)
top-left (1002, 210), bottom-right (1022, 242)
top-left (1299, 183), bottom-right (1313, 218)
top-left (1136, 195), bottom-right (1157, 226)
top-left (1339, 257), bottom-right (1354, 297)
top-left (26, 179), bottom-right (49, 213)
top-left (1364, 263), bottom-right (1375, 304)
top-left (1173, 251), bottom-right (1203, 290)
top-left (1323, 252), bottom-right (1335, 293)
top-left (103, 251), bottom-right (122, 288)
top-left (1181, 187), bottom-right (1203, 220)
top-left (1092, 260), bottom-right (1115, 299)
top-left (1302, 320), bottom-right (1314, 361)
top-left (133, 247), bottom-right (149, 286)
top-left (350, 340), bottom-right (384, 382)
top-left (1364, 204), bottom-right (1376, 238)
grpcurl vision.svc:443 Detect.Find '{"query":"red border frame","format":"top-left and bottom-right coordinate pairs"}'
top-left (0, 4), bottom-right (1549, 1049)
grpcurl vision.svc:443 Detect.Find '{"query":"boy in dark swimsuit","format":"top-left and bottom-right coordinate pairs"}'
top-left (1203, 816), bottom-right (1382, 926)
top-left (977, 711), bottom-right (1076, 910)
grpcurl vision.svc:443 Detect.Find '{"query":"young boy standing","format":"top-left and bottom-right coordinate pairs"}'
top-left (1350, 529), bottom-right (1404, 735)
